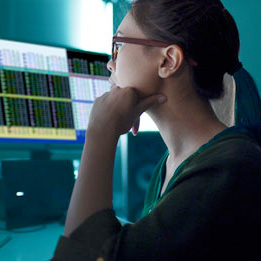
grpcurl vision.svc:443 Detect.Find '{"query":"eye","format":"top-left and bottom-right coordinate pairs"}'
top-left (116, 43), bottom-right (123, 51)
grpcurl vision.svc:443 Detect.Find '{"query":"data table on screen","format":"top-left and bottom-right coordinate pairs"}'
top-left (0, 39), bottom-right (111, 144)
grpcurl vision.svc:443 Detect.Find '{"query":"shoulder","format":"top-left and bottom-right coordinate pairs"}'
top-left (193, 126), bottom-right (261, 171)
top-left (165, 128), bottom-right (261, 210)
top-left (172, 127), bottom-right (261, 188)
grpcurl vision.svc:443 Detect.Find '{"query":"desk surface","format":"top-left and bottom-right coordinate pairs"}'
top-left (0, 222), bottom-right (64, 261)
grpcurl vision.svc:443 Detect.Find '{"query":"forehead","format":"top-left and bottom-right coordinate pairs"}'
top-left (117, 11), bottom-right (146, 38)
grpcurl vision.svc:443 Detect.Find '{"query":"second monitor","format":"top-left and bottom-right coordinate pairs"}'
top-left (0, 39), bottom-right (111, 146)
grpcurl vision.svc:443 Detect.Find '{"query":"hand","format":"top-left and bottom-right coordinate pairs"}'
top-left (87, 86), bottom-right (167, 137)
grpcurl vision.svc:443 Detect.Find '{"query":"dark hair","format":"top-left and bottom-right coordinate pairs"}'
top-left (130, 0), bottom-right (240, 100)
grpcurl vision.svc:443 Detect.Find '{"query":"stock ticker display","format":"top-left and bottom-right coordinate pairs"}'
top-left (0, 39), bottom-right (111, 143)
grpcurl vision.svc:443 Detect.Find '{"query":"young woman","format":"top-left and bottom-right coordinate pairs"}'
top-left (52, 0), bottom-right (261, 260)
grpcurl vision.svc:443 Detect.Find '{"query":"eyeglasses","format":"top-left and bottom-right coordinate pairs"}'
top-left (112, 36), bottom-right (170, 62)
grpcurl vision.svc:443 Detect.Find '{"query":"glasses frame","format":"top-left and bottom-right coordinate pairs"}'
top-left (112, 36), bottom-right (170, 62)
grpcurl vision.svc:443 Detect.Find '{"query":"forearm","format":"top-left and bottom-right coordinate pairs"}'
top-left (64, 128), bottom-right (119, 237)
top-left (62, 87), bottom-right (164, 238)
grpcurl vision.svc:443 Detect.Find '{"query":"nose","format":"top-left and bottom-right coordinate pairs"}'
top-left (107, 59), bottom-right (115, 73)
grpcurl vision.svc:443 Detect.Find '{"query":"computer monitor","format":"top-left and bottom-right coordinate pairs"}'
top-left (0, 39), bottom-right (111, 159)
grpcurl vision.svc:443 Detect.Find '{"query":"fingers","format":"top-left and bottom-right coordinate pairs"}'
top-left (132, 118), bottom-right (140, 136)
top-left (108, 85), bottom-right (167, 118)
top-left (137, 95), bottom-right (167, 115)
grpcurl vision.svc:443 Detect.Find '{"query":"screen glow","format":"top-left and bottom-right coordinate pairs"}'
top-left (69, 0), bottom-right (113, 54)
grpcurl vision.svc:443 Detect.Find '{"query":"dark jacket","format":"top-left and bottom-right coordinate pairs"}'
top-left (52, 126), bottom-right (261, 260)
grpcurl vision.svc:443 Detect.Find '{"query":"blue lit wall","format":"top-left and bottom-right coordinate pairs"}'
top-left (222, 0), bottom-right (261, 93)
top-left (0, 0), bottom-right (71, 47)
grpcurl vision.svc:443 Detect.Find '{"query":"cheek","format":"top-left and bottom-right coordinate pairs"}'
top-left (116, 50), bottom-right (160, 96)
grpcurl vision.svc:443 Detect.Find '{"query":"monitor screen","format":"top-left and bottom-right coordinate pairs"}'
top-left (0, 39), bottom-right (111, 145)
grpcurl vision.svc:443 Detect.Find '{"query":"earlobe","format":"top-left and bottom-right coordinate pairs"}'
top-left (158, 45), bottom-right (184, 78)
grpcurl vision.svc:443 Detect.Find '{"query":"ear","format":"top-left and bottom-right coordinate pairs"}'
top-left (158, 45), bottom-right (184, 78)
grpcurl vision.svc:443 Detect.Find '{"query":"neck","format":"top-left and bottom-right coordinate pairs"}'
top-left (147, 83), bottom-right (227, 164)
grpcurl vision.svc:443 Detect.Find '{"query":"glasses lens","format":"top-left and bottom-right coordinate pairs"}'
top-left (112, 40), bottom-right (114, 61)
top-left (112, 40), bottom-right (116, 62)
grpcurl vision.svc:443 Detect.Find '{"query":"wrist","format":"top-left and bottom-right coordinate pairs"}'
top-left (86, 126), bottom-right (120, 143)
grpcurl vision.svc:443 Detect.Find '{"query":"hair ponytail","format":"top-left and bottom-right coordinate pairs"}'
top-left (232, 68), bottom-right (261, 126)
top-left (230, 67), bottom-right (261, 145)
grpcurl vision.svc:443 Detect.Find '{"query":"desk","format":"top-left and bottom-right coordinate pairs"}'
top-left (0, 222), bottom-right (64, 261)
